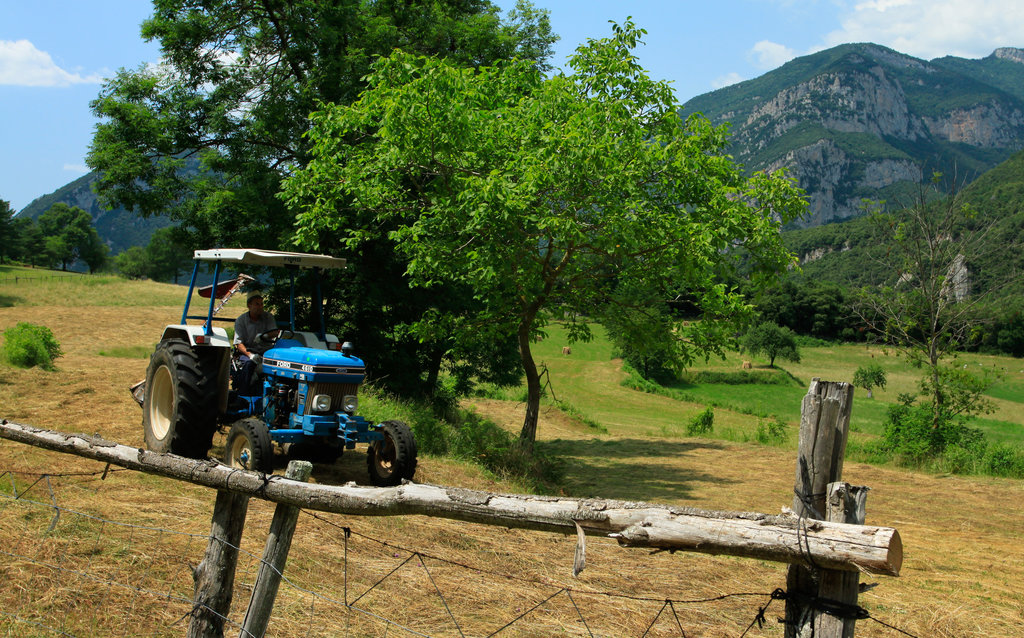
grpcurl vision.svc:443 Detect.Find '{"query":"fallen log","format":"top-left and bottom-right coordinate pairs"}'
top-left (0, 419), bottom-right (901, 576)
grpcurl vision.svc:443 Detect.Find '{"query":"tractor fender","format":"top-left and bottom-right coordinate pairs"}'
top-left (160, 324), bottom-right (231, 348)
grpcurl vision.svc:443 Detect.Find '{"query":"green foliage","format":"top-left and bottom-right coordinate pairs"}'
top-left (741, 322), bottom-right (800, 367)
top-left (286, 21), bottom-right (805, 447)
top-left (144, 227), bottom-right (191, 283)
top-left (86, 0), bottom-right (556, 403)
top-left (755, 279), bottom-right (850, 341)
top-left (0, 200), bottom-right (15, 263)
top-left (853, 364), bottom-right (887, 397)
top-left (681, 370), bottom-right (797, 386)
top-left (875, 402), bottom-right (1024, 478)
top-left (686, 406), bottom-right (714, 436)
top-left (602, 285), bottom-right (683, 384)
top-left (35, 203), bottom-right (106, 272)
top-left (115, 246), bottom-right (149, 280)
top-left (2, 322), bottom-right (63, 370)
top-left (854, 178), bottom-right (1015, 424)
top-left (756, 417), bottom-right (789, 445)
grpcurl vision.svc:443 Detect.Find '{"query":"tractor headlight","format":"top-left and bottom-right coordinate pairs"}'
top-left (311, 394), bottom-right (331, 412)
top-left (342, 395), bottom-right (358, 413)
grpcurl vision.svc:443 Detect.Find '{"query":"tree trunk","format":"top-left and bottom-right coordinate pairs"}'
top-left (518, 319), bottom-right (541, 452)
top-left (424, 345), bottom-right (445, 397)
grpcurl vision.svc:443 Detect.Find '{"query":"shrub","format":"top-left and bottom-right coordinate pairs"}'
top-left (2, 322), bottom-right (63, 370)
top-left (682, 370), bottom-right (796, 386)
top-left (756, 417), bottom-right (788, 445)
top-left (983, 443), bottom-right (1024, 478)
top-left (686, 406), bottom-right (714, 436)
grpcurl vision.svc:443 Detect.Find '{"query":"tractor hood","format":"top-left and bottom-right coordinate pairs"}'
top-left (262, 343), bottom-right (366, 384)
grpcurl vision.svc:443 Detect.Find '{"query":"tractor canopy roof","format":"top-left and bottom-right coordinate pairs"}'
top-left (193, 248), bottom-right (346, 270)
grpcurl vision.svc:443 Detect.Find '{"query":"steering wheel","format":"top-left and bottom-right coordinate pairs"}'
top-left (257, 328), bottom-right (294, 345)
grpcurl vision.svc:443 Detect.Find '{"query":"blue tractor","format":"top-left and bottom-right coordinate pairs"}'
top-left (137, 248), bottom-right (417, 486)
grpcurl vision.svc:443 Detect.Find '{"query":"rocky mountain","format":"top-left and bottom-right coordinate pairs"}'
top-left (19, 171), bottom-right (173, 255)
top-left (681, 43), bottom-right (1024, 227)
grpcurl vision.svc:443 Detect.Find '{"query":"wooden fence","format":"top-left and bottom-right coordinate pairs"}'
top-left (0, 378), bottom-right (901, 638)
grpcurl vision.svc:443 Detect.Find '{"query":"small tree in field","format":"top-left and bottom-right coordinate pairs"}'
top-left (855, 175), bottom-right (1011, 428)
top-left (285, 22), bottom-right (805, 450)
top-left (742, 322), bottom-right (800, 368)
top-left (853, 364), bottom-right (887, 398)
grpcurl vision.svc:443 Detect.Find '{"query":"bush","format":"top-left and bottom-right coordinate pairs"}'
top-left (686, 406), bottom-right (714, 436)
top-left (881, 403), bottom-right (986, 463)
top-left (682, 370), bottom-right (796, 386)
top-left (983, 443), bottom-right (1024, 478)
top-left (756, 417), bottom-right (788, 445)
top-left (2, 322), bottom-right (62, 370)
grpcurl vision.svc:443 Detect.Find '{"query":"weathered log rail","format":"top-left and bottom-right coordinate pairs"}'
top-left (0, 418), bottom-right (901, 576)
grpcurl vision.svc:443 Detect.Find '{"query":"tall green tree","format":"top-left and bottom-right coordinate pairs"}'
top-left (88, 0), bottom-right (555, 399)
top-left (79, 232), bottom-right (110, 273)
top-left (10, 217), bottom-right (45, 266)
top-left (145, 226), bottom-right (191, 283)
top-left (0, 200), bottom-right (15, 263)
top-left (116, 246), bottom-right (150, 279)
top-left (285, 22), bottom-right (806, 449)
top-left (741, 322), bottom-right (801, 368)
top-left (37, 203), bottom-right (100, 271)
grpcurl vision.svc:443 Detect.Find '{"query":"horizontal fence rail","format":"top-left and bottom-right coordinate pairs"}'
top-left (0, 419), bottom-right (902, 576)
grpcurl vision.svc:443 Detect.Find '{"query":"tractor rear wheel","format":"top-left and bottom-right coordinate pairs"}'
top-left (225, 418), bottom-right (274, 473)
top-left (367, 420), bottom-right (417, 486)
top-left (143, 340), bottom-right (219, 458)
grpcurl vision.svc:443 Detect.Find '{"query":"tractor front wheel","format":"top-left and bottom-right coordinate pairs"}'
top-left (367, 420), bottom-right (417, 487)
top-left (225, 418), bottom-right (274, 473)
top-left (143, 340), bottom-right (219, 458)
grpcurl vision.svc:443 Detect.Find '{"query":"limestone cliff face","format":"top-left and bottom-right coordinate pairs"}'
top-left (744, 65), bottom-right (927, 144)
top-left (682, 43), bottom-right (1024, 228)
top-left (766, 140), bottom-right (922, 224)
top-left (922, 101), bottom-right (1024, 147)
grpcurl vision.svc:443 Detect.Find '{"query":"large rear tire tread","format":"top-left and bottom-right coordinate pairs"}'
top-left (367, 420), bottom-right (417, 487)
top-left (142, 340), bottom-right (220, 458)
top-left (225, 418), bottom-right (274, 474)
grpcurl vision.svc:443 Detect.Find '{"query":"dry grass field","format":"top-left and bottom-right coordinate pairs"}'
top-left (1, 273), bottom-right (1022, 637)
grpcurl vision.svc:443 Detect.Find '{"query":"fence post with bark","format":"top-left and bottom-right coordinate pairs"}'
top-left (785, 378), bottom-right (875, 638)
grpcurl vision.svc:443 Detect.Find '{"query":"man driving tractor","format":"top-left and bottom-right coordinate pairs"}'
top-left (233, 290), bottom-right (278, 393)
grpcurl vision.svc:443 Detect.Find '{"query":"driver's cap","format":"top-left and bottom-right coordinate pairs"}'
top-left (246, 290), bottom-right (263, 304)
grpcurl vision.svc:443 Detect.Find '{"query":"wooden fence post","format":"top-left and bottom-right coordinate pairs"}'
top-left (785, 378), bottom-right (854, 638)
top-left (240, 461), bottom-right (313, 638)
top-left (815, 483), bottom-right (869, 638)
top-left (189, 489), bottom-right (251, 638)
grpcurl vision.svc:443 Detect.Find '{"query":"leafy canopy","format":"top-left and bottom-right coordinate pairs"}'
top-left (742, 322), bottom-right (801, 368)
top-left (285, 20), bottom-right (806, 446)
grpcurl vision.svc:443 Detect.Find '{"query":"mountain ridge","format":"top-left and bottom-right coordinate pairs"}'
top-left (682, 43), bottom-right (1024, 227)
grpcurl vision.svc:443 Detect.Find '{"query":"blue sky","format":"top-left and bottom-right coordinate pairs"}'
top-left (2, 0), bottom-right (1022, 213)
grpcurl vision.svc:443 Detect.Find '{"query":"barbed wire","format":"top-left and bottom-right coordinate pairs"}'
top-left (0, 467), bottom-right (922, 638)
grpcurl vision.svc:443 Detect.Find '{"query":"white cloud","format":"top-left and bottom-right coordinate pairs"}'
top-left (750, 40), bottom-right (798, 70)
top-left (712, 72), bottom-right (746, 89)
top-left (63, 164), bottom-right (90, 174)
top-left (0, 40), bottom-right (104, 87)
top-left (825, 0), bottom-right (1024, 60)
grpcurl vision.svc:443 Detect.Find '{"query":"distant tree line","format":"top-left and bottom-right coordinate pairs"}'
top-left (748, 273), bottom-right (1024, 358)
top-left (0, 199), bottom-right (191, 283)
top-left (0, 200), bottom-right (108, 273)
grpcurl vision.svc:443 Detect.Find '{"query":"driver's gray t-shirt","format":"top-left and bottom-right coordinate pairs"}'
top-left (234, 311), bottom-right (278, 354)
